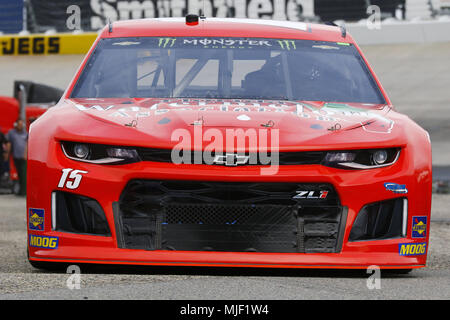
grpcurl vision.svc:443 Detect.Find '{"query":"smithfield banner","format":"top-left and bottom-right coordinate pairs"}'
top-left (27, 0), bottom-right (406, 32)
top-left (30, 0), bottom-right (315, 32)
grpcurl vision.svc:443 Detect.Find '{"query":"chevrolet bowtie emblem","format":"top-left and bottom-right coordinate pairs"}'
top-left (213, 154), bottom-right (249, 166)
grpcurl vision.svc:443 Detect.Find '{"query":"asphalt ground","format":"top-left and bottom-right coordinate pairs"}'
top-left (0, 194), bottom-right (449, 300)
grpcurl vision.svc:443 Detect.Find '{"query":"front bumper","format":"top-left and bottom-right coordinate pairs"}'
top-left (26, 140), bottom-right (432, 269)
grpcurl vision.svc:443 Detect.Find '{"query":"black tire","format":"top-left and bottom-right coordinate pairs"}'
top-left (27, 248), bottom-right (68, 271)
top-left (384, 268), bottom-right (413, 275)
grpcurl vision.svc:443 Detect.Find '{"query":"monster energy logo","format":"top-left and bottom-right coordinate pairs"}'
top-left (158, 38), bottom-right (176, 48)
top-left (277, 40), bottom-right (296, 50)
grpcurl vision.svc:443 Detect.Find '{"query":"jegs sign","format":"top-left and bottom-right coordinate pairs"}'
top-left (0, 36), bottom-right (59, 55)
top-left (0, 33), bottom-right (97, 56)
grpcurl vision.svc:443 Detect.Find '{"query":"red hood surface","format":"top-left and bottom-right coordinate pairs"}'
top-left (57, 98), bottom-right (405, 151)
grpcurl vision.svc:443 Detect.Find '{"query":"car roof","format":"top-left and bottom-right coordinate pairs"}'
top-left (100, 17), bottom-right (353, 43)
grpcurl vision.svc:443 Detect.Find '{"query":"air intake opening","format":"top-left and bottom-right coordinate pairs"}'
top-left (53, 191), bottom-right (111, 236)
top-left (349, 198), bottom-right (406, 241)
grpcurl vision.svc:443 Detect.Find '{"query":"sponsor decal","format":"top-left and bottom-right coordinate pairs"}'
top-left (158, 37), bottom-right (176, 48)
top-left (32, 1), bottom-right (434, 36)
top-left (293, 190), bottom-right (329, 199)
top-left (72, 100), bottom-right (395, 134)
top-left (87, 1), bottom-right (315, 30)
top-left (277, 40), bottom-right (296, 50)
top-left (58, 168), bottom-right (88, 190)
top-left (321, 103), bottom-right (394, 134)
top-left (412, 216), bottom-right (427, 238)
top-left (0, 33), bottom-right (97, 56)
top-left (112, 41), bottom-right (140, 46)
top-left (171, 127), bottom-right (279, 175)
top-left (213, 154), bottom-right (249, 166)
top-left (158, 117), bottom-right (172, 124)
top-left (183, 38), bottom-right (272, 48)
top-left (398, 242), bottom-right (427, 256)
top-left (310, 124), bottom-right (323, 130)
top-left (28, 208), bottom-right (45, 231)
top-left (237, 114), bottom-right (251, 121)
top-left (312, 45), bottom-right (339, 50)
top-left (1, 36), bottom-right (59, 55)
top-left (29, 235), bottom-right (59, 249)
top-left (384, 182), bottom-right (408, 194)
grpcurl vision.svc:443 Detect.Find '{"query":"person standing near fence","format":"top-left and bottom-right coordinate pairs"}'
top-left (0, 128), bottom-right (7, 179)
top-left (5, 119), bottom-right (28, 196)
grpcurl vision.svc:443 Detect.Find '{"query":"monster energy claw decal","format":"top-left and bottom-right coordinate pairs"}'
top-left (158, 38), bottom-right (176, 48)
top-left (277, 40), bottom-right (296, 50)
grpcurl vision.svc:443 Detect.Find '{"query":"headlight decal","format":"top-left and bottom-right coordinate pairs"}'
top-left (61, 142), bottom-right (140, 165)
top-left (323, 148), bottom-right (400, 169)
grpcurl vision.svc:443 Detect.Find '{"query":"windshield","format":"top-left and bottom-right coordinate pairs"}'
top-left (71, 37), bottom-right (385, 104)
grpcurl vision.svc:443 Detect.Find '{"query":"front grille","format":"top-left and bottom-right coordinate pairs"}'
top-left (114, 180), bottom-right (346, 253)
top-left (137, 148), bottom-right (326, 166)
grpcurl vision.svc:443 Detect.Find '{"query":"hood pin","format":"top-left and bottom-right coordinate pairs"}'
top-left (328, 123), bottom-right (342, 131)
top-left (261, 120), bottom-right (275, 128)
top-left (191, 116), bottom-right (204, 126)
top-left (125, 120), bottom-right (138, 128)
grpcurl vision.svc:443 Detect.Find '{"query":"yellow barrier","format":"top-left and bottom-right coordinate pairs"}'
top-left (0, 32), bottom-right (98, 56)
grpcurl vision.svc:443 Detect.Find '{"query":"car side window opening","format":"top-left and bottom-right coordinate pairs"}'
top-left (71, 37), bottom-right (385, 104)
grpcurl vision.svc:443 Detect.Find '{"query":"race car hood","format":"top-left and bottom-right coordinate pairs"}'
top-left (58, 98), bottom-right (405, 151)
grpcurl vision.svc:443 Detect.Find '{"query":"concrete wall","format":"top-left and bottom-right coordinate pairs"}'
top-left (347, 20), bottom-right (450, 45)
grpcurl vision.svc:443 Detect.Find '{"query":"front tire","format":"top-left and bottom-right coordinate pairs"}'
top-left (28, 258), bottom-right (68, 271)
top-left (27, 249), bottom-right (67, 271)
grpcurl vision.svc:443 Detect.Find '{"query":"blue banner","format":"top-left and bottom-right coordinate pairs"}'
top-left (0, 0), bottom-right (23, 34)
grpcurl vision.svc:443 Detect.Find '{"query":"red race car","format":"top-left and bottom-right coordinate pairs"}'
top-left (1, 81), bottom-right (61, 194)
top-left (27, 17), bottom-right (432, 272)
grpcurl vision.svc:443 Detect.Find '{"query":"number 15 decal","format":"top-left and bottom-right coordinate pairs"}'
top-left (58, 168), bottom-right (88, 190)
